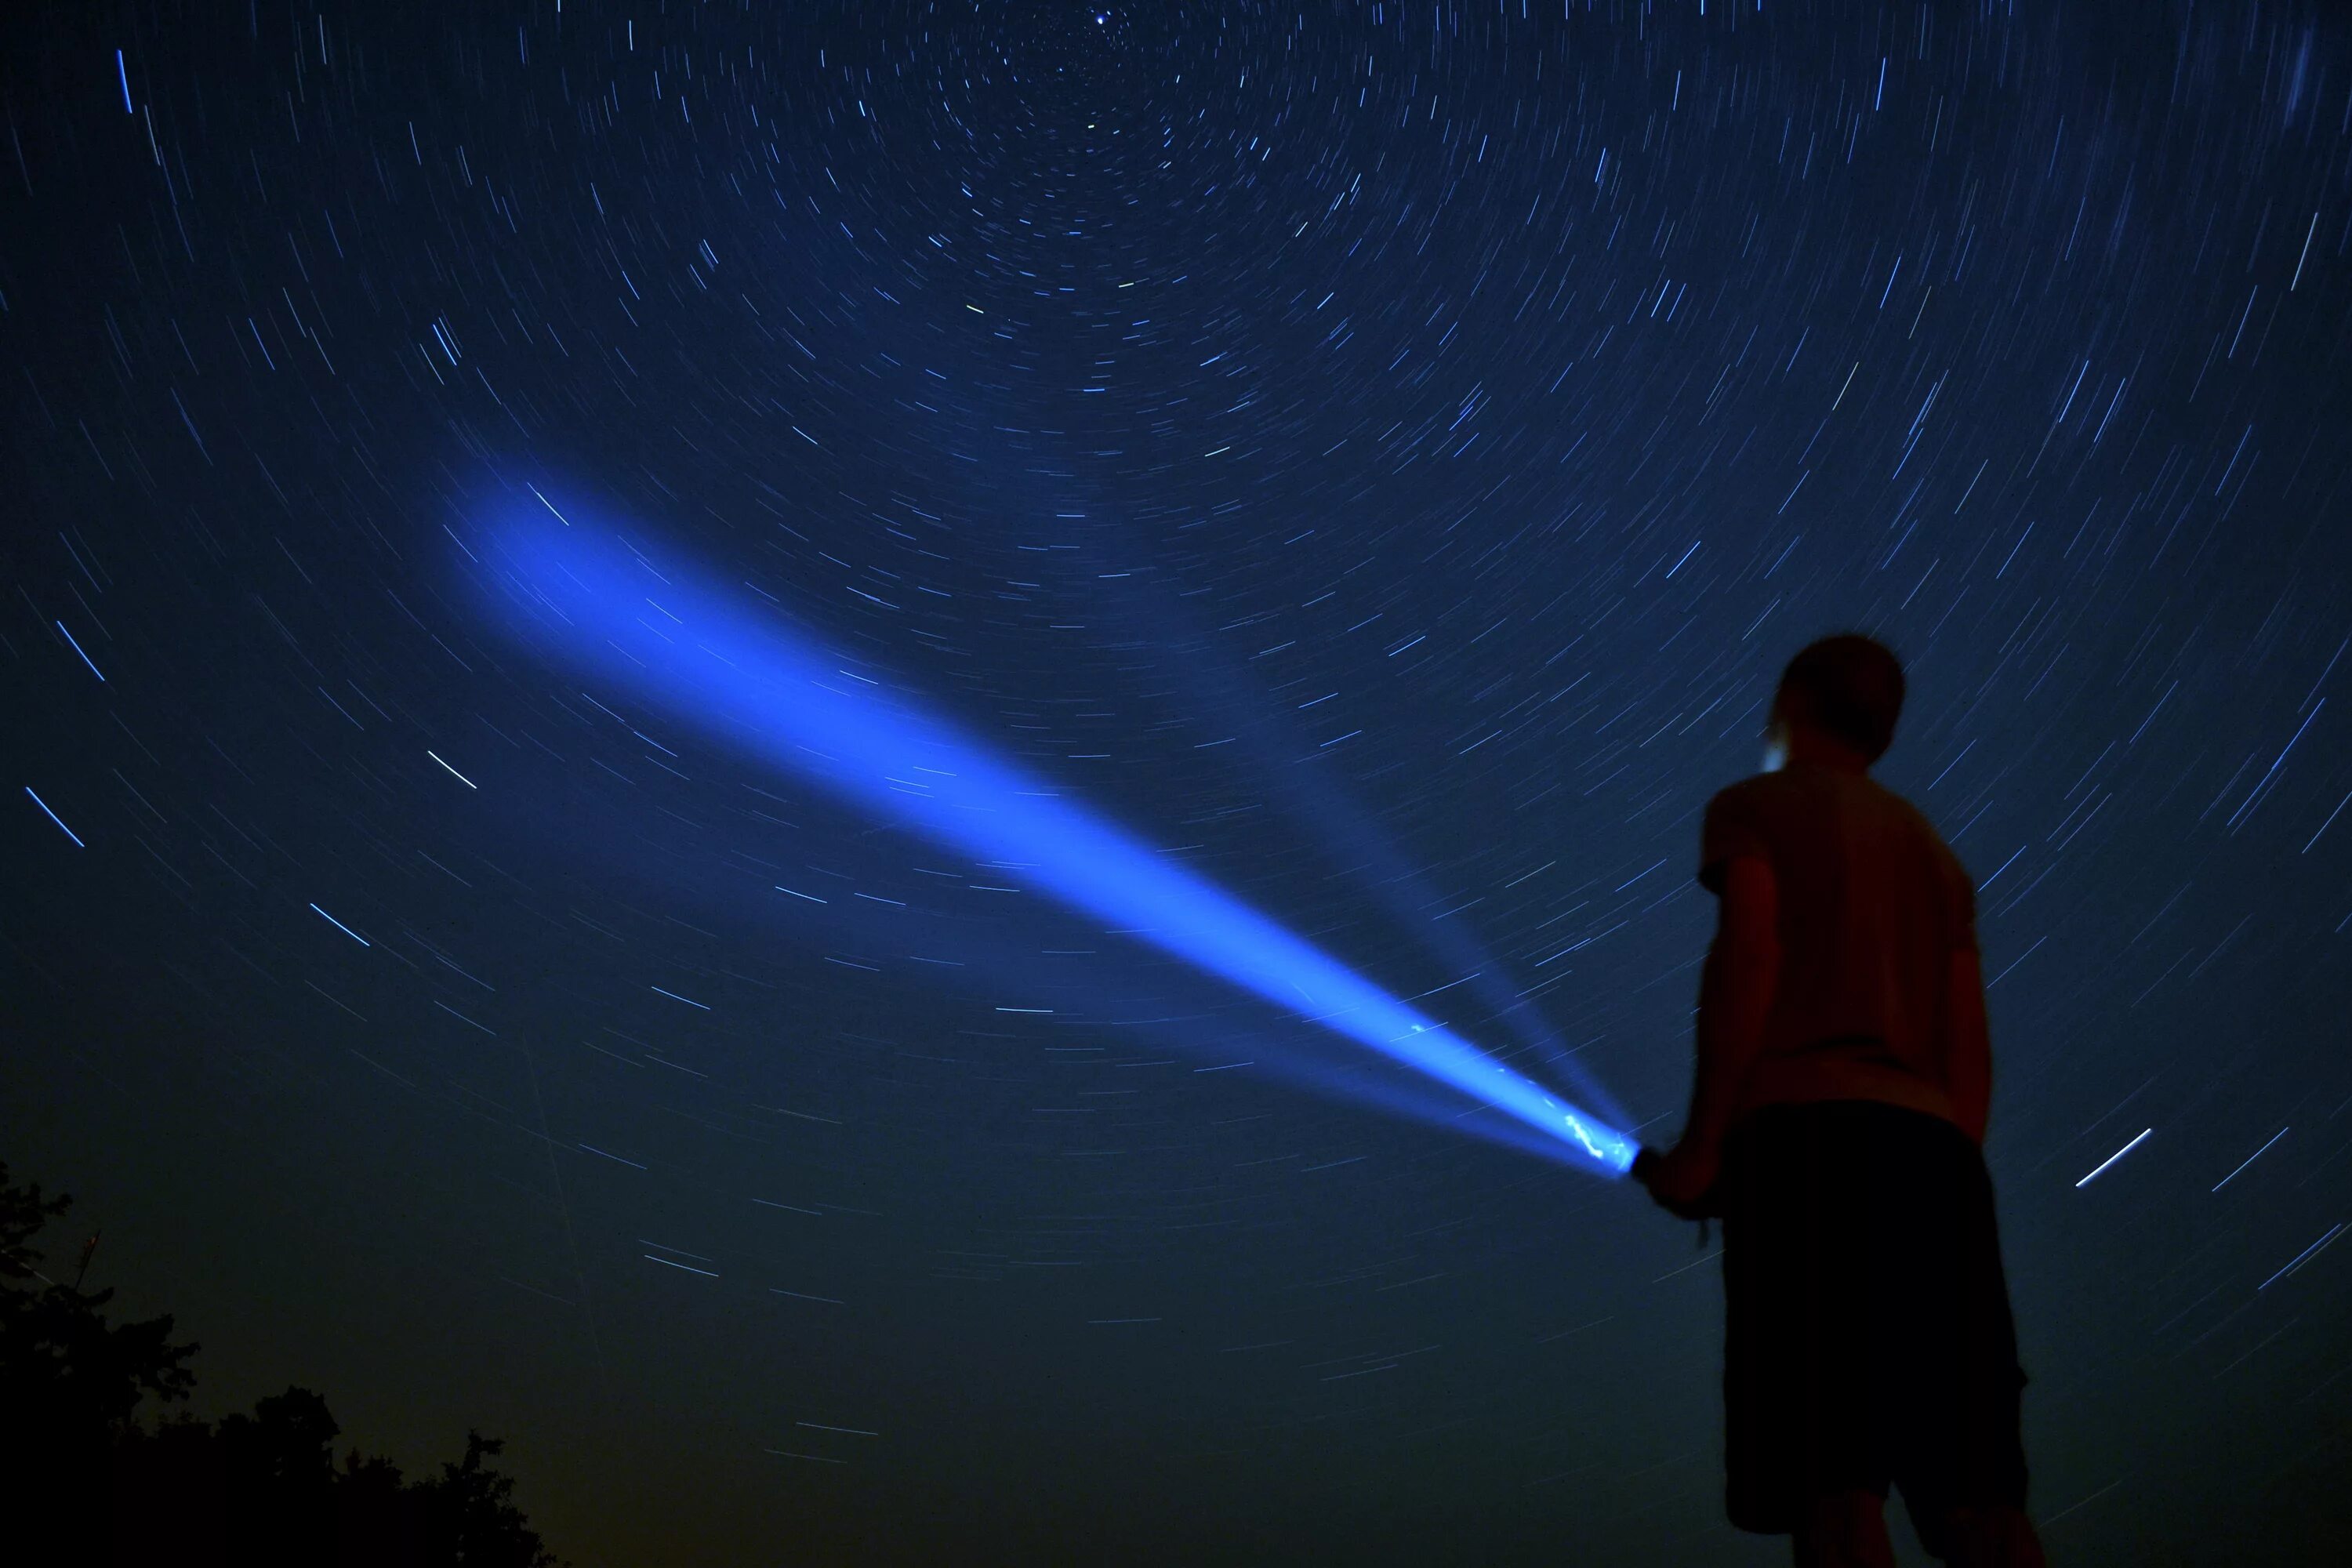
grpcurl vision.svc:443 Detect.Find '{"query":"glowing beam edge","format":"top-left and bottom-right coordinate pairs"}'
top-left (473, 505), bottom-right (1639, 1175)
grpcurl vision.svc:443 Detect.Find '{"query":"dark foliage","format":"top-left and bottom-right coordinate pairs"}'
top-left (0, 1159), bottom-right (201, 1534)
top-left (0, 1162), bottom-right (564, 1566)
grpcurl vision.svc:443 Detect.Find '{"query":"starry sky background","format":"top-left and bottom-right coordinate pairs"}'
top-left (5, 2), bottom-right (2350, 1563)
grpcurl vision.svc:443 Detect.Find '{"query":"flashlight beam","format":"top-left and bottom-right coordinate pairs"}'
top-left (471, 497), bottom-right (1638, 1175)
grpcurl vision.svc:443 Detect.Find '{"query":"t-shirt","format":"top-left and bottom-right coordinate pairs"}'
top-left (1697, 760), bottom-right (1980, 1136)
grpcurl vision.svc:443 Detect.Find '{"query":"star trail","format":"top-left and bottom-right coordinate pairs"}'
top-left (4, 3), bottom-right (2349, 1563)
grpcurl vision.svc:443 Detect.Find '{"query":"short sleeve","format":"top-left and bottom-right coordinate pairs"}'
top-left (1698, 786), bottom-right (1769, 895)
top-left (1948, 853), bottom-right (1980, 953)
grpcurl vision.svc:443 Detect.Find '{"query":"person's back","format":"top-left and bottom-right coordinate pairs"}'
top-left (1635, 635), bottom-right (2045, 1568)
top-left (1699, 760), bottom-right (1985, 1140)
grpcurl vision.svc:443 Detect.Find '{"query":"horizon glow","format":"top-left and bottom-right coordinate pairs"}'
top-left (469, 491), bottom-right (1639, 1176)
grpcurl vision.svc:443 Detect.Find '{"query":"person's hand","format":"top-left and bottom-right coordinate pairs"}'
top-left (1632, 1141), bottom-right (1722, 1221)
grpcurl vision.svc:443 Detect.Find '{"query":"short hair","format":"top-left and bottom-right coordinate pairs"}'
top-left (1777, 635), bottom-right (1906, 761)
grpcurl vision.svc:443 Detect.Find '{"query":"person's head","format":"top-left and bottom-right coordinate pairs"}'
top-left (1762, 634), bottom-right (1906, 773)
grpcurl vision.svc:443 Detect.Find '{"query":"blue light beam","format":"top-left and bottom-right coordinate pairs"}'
top-left (470, 497), bottom-right (1638, 1176)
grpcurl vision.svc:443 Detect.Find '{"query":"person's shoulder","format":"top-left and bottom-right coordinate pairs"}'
top-left (1868, 776), bottom-right (1944, 833)
top-left (1711, 767), bottom-right (1838, 822)
top-left (1699, 773), bottom-right (1783, 889)
top-left (1868, 779), bottom-right (1970, 863)
top-left (1706, 771), bottom-right (1780, 812)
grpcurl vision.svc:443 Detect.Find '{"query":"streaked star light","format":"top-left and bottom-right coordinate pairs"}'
top-left (5, 4), bottom-right (2348, 1563)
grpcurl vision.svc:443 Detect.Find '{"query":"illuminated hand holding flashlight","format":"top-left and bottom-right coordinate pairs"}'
top-left (1632, 1142), bottom-right (1722, 1221)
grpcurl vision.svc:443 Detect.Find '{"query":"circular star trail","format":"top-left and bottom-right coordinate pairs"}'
top-left (5, 4), bottom-right (2349, 1562)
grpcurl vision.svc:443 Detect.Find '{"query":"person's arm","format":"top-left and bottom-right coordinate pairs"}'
top-left (1678, 855), bottom-right (1782, 1159)
top-left (1943, 946), bottom-right (1991, 1145)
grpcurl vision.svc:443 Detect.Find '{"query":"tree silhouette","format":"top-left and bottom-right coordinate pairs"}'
top-left (0, 1160), bottom-right (200, 1532)
top-left (418, 1431), bottom-right (565, 1567)
top-left (1, 1161), bottom-right (564, 1566)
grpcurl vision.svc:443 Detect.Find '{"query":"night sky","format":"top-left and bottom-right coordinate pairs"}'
top-left (5, 2), bottom-right (2350, 1563)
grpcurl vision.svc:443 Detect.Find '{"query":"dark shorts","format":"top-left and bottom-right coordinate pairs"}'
top-left (1719, 1099), bottom-right (2031, 1537)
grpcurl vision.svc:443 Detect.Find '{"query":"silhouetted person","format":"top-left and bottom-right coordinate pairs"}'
top-left (1634, 636), bottom-right (2046, 1568)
